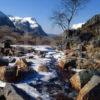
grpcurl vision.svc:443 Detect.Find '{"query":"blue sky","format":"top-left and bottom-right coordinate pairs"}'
top-left (0, 0), bottom-right (100, 34)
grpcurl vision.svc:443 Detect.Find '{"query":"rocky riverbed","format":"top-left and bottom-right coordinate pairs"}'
top-left (0, 45), bottom-right (99, 100)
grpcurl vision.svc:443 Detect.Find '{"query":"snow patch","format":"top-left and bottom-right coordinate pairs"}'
top-left (71, 68), bottom-right (84, 72)
top-left (72, 23), bottom-right (84, 29)
top-left (39, 72), bottom-right (56, 82)
top-left (0, 81), bottom-right (6, 87)
top-left (15, 83), bottom-right (41, 98)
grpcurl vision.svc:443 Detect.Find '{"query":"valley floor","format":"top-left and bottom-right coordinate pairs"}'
top-left (0, 45), bottom-right (99, 100)
top-left (0, 45), bottom-right (74, 100)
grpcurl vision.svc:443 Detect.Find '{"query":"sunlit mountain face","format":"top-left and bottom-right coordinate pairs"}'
top-left (9, 16), bottom-right (47, 36)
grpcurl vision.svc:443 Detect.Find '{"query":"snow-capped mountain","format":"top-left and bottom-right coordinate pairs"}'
top-left (9, 16), bottom-right (38, 29)
top-left (72, 23), bottom-right (84, 29)
top-left (0, 11), bottom-right (14, 27)
top-left (9, 16), bottom-right (47, 36)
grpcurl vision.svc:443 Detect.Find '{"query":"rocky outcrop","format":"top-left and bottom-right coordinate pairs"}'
top-left (77, 75), bottom-right (100, 100)
top-left (63, 14), bottom-right (100, 44)
top-left (70, 70), bottom-right (97, 91)
top-left (0, 83), bottom-right (27, 100)
top-left (82, 14), bottom-right (100, 36)
top-left (70, 69), bottom-right (100, 100)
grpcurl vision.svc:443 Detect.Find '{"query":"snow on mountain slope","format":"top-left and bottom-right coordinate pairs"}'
top-left (9, 16), bottom-right (47, 36)
top-left (9, 16), bottom-right (38, 29)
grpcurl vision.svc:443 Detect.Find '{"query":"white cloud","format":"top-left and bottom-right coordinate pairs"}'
top-left (72, 23), bottom-right (84, 29)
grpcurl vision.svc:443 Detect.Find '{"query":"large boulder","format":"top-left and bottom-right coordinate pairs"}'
top-left (70, 70), bottom-right (98, 91)
top-left (58, 56), bottom-right (77, 71)
top-left (15, 58), bottom-right (28, 71)
top-left (0, 59), bottom-right (29, 82)
top-left (0, 66), bottom-right (18, 82)
top-left (58, 60), bottom-right (65, 70)
top-left (0, 84), bottom-right (24, 100)
top-left (38, 65), bottom-right (49, 72)
top-left (77, 75), bottom-right (100, 100)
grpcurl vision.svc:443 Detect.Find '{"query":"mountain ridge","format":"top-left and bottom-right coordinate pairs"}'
top-left (9, 16), bottom-right (47, 36)
top-left (0, 11), bottom-right (14, 27)
top-left (0, 11), bottom-right (47, 36)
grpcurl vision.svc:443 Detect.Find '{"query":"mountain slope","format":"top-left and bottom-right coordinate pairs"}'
top-left (0, 11), bottom-right (14, 27)
top-left (9, 16), bottom-right (47, 36)
top-left (81, 14), bottom-right (100, 35)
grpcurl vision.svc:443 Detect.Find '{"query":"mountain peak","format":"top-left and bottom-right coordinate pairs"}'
top-left (9, 16), bottom-right (47, 36)
top-left (0, 11), bottom-right (47, 36)
top-left (9, 16), bottom-right (39, 29)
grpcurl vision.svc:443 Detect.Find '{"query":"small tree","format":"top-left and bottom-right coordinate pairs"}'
top-left (51, 0), bottom-right (89, 45)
